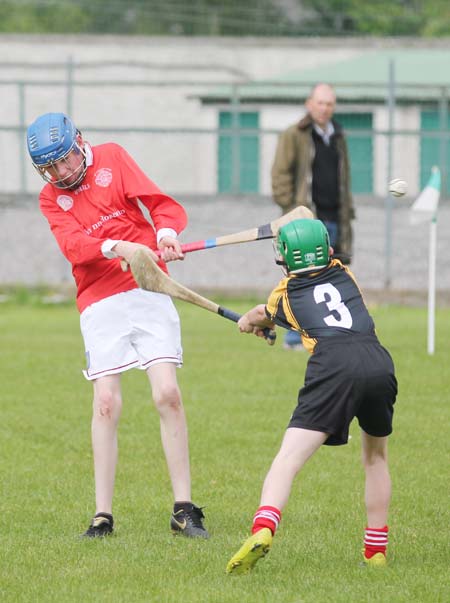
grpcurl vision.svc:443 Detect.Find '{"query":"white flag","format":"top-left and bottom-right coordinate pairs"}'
top-left (410, 166), bottom-right (441, 225)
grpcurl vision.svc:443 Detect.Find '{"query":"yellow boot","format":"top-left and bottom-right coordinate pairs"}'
top-left (226, 528), bottom-right (272, 575)
top-left (362, 552), bottom-right (387, 567)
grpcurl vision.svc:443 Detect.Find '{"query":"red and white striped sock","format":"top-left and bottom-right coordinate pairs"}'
top-left (251, 505), bottom-right (282, 536)
top-left (364, 526), bottom-right (388, 559)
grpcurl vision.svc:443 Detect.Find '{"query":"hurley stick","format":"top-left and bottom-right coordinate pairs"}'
top-left (120, 205), bottom-right (313, 271)
top-left (129, 249), bottom-right (276, 345)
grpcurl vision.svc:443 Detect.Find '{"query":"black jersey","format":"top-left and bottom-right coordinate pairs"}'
top-left (266, 259), bottom-right (376, 353)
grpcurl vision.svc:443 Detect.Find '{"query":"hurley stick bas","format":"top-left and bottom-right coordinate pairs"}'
top-left (129, 249), bottom-right (276, 345)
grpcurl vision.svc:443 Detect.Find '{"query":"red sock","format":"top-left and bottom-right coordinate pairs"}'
top-left (364, 526), bottom-right (388, 558)
top-left (251, 505), bottom-right (282, 536)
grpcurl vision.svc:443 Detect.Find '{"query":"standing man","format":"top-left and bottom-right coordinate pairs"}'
top-left (226, 219), bottom-right (397, 574)
top-left (26, 112), bottom-right (208, 539)
top-left (271, 83), bottom-right (355, 350)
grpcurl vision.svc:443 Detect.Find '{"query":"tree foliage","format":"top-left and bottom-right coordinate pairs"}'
top-left (300, 0), bottom-right (450, 36)
top-left (0, 0), bottom-right (449, 36)
top-left (0, 0), bottom-right (287, 36)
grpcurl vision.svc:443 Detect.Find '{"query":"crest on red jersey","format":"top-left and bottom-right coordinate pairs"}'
top-left (95, 168), bottom-right (113, 188)
top-left (56, 195), bottom-right (73, 211)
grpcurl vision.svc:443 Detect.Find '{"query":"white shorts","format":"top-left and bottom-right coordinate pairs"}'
top-left (80, 288), bottom-right (183, 381)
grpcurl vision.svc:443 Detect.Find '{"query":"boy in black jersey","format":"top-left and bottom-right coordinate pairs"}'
top-left (226, 219), bottom-right (397, 574)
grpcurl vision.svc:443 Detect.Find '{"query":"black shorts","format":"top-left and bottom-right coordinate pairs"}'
top-left (288, 334), bottom-right (397, 446)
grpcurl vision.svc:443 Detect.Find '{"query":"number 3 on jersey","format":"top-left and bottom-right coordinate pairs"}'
top-left (313, 283), bottom-right (353, 329)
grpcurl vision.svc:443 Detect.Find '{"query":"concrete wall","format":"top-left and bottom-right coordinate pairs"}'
top-left (1, 193), bottom-right (449, 302)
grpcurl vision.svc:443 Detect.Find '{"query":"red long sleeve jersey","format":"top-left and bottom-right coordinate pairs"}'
top-left (39, 142), bottom-right (187, 313)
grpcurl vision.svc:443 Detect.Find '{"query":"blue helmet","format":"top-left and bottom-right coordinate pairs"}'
top-left (27, 112), bottom-right (87, 189)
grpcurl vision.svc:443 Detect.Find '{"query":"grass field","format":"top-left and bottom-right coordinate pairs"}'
top-left (1, 297), bottom-right (449, 602)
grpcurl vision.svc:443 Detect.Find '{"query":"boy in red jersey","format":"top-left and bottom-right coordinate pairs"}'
top-left (226, 219), bottom-right (397, 573)
top-left (27, 113), bottom-right (208, 539)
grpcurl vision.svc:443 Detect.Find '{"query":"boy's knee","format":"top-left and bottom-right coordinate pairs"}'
top-left (362, 447), bottom-right (388, 467)
top-left (153, 384), bottom-right (182, 412)
top-left (94, 390), bottom-right (122, 419)
top-left (361, 433), bottom-right (389, 465)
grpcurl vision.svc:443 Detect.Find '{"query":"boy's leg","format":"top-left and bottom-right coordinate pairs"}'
top-left (92, 374), bottom-right (123, 514)
top-left (146, 363), bottom-right (191, 501)
top-left (260, 427), bottom-right (328, 509)
top-left (83, 374), bottom-right (123, 537)
top-left (226, 428), bottom-right (327, 574)
top-left (361, 431), bottom-right (390, 566)
top-left (146, 363), bottom-right (208, 538)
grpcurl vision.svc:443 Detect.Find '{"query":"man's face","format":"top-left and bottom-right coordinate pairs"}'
top-left (305, 84), bottom-right (336, 128)
top-left (38, 134), bottom-right (86, 190)
top-left (46, 146), bottom-right (85, 189)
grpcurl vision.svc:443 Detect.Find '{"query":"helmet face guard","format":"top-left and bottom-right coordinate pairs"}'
top-left (27, 112), bottom-right (87, 189)
top-left (276, 219), bottom-right (330, 273)
top-left (33, 145), bottom-right (87, 190)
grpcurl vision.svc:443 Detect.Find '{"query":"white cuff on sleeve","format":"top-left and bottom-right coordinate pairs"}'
top-left (157, 228), bottom-right (177, 244)
top-left (101, 239), bottom-right (121, 259)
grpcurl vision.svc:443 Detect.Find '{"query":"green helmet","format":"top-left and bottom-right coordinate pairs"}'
top-left (275, 219), bottom-right (330, 273)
